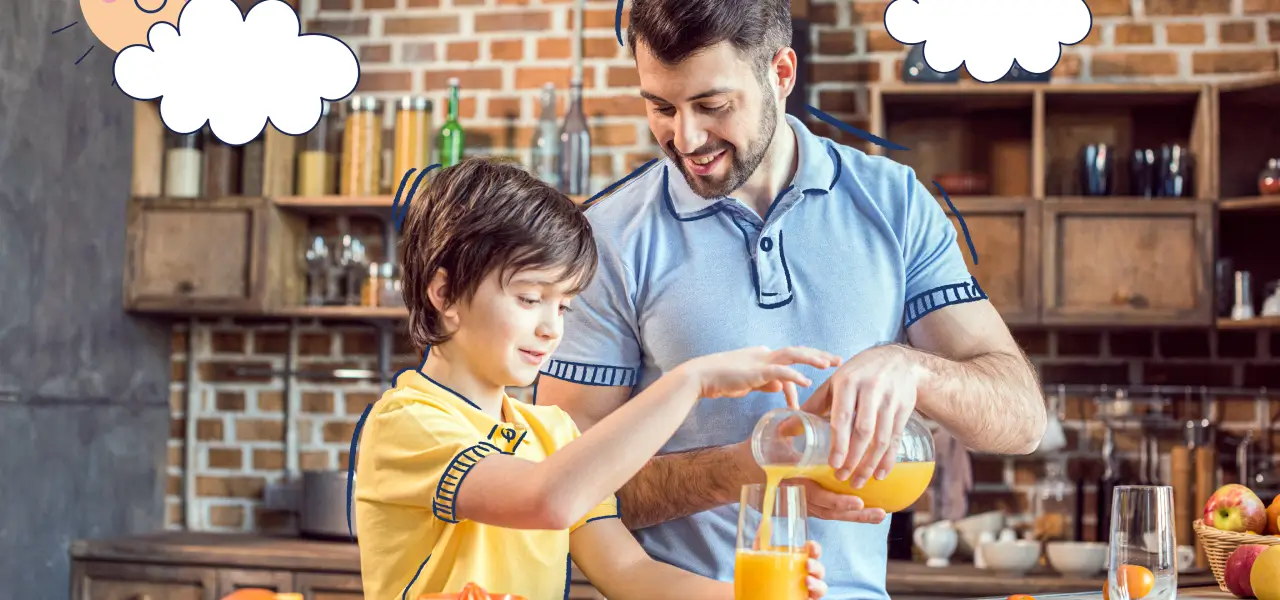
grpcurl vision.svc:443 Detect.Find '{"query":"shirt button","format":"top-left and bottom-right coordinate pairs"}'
top-left (760, 236), bottom-right (774, 252)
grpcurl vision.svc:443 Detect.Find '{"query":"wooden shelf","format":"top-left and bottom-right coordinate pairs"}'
top-left (1217, 317), bottom-right (1280, 329)
top-left (266, 306), bottom-right (407, 320)
top-left (272, 194), bottom-right (589, 214)
top-left (1218, 196), bottom-right (1280, 211)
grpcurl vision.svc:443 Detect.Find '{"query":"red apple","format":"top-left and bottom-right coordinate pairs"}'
top-left (1225, 544), bottom-right (1267, 597)
top-left (1204, 484), bottom-right (1269, 534)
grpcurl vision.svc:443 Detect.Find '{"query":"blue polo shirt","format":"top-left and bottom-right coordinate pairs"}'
top-left (539, 114), bottom-right (983, 600)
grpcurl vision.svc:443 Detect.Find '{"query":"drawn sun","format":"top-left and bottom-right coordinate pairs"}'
top-left (57, 0), bottom-right (188, 65)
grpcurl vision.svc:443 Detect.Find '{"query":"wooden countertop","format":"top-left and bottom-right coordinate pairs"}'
top-left (70, 532), bottom-right (1218, 597)
top-left (974, 587), bottom-right (1230, 599)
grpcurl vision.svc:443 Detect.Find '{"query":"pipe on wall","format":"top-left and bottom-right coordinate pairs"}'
top-left (183, 317), bottom-right (198, 529)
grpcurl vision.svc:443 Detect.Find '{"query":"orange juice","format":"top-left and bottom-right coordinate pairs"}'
top-left (763, 461), bottom-right (936, 513)
top-left (734, 548), bottom-right (807, 600)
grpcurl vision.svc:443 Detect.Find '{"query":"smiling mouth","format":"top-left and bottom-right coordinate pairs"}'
top-left (519, 349), bottom-right (546, 363)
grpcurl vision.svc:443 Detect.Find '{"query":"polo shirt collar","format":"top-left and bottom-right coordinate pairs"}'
top-left (664, 114), bottom-right (842, 221)
top-left (405, 369), bottom-right (532, 453)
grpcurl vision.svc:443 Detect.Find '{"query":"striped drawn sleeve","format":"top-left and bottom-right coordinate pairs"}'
top-left (432, 441), bottom-right (501, 524)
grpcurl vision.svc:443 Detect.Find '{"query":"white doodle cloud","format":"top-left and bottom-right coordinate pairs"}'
top-left (884, 0), bottom-right (1092, 83)
top-left (113, 0), bottom-right (359, 146)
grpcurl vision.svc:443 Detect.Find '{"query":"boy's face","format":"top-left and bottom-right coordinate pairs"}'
top-left (448, 266), bottom-right (577, 388)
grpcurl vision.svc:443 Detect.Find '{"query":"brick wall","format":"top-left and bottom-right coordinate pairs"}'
top-left (164, 0), bottom-right (1280, 531)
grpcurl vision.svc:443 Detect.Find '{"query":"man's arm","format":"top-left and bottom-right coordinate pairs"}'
top-left (536, 376), bottom-right (757, 531)
top-left (906, 299), bottom-right (1045, 455)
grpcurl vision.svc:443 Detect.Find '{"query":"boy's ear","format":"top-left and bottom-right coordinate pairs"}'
top-left (426, 269), bottom-right (459, 322)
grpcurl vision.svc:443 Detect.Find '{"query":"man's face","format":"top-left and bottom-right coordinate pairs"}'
top-left (635, 41), bottom-right (780, 199)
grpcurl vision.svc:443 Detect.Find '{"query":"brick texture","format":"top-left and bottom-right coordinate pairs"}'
top-left (164, 0), bottom-right (1280, 532)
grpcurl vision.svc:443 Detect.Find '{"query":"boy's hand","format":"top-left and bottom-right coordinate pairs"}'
top-left (685, 346), bottom-right (842, 406)
top-left (804, 540), bottom-right (828, 599)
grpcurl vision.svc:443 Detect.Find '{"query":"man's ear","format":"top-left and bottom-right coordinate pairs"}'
top-left (426, 269), bottom-right (458, 323)
top-left (771, 47), bottom-right (798, 101)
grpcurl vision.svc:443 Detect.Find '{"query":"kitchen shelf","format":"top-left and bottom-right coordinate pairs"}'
top-left (272, 194), bottom-right (590, 214)
top-left (1217, 317), bottom-right (1280, 330)
top-left (1218, 196), bottom-right (1280, 211)
top-left (266, 306), bottom-right (408, 320)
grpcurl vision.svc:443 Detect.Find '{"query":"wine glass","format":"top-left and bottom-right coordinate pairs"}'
top-left (735, 483), bottom-right (808, 600)
top-left (1107, 485), bottom-right (1177, 600)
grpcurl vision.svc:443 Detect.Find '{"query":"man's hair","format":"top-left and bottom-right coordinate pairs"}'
top-left (626, 0), bottom-right (792, 78)
top-left (399, 157), bottom-right (598, 352)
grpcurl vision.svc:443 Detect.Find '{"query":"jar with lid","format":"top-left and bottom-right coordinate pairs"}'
top-left (1260, 158), bottom-right (1280, 196)
top-left (164, 130), bottom-right (204, 198)
top-left (296, 101), bottom-right (336, 196)
top-left (394, 96), bottom-right (432, 184)
top-left (340, 96), bottom-right (382, 196)
top-left (378, 262), bottom-right (404, 309)
top-left (1032, 457), bottom-right (1076, 541)
top-left (750, 408), bottom-right (935, 513)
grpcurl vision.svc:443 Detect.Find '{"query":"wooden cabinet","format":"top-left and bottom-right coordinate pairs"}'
top-left (1041, 199), bottom-right (1213, 325)
top-left (293, 573), bottom-right (363, 600)
top-left (940, 197), bottom-right (1041, 325)
top-left (72, 561), bottom-right (218, 600)
top-left (123, 196), bottom-right (306, 315)
top-left (218, 569), bottom-right (295, 594)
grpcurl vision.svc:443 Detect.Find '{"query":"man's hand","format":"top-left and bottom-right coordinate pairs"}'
top-left (783, 478), bottom-right (888, 524)
top-left (800, 344), bottom-right (926, 490)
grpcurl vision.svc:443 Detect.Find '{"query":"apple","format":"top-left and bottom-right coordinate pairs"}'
top-left (1204, 484), bottom-right (1269, 534)
top-left (1267, 496), bottom-right (1280, 535)
top-left (1251, 545), bottom-right (1280, 600)
top-left (1225, 544), bottom-right (1267, 597)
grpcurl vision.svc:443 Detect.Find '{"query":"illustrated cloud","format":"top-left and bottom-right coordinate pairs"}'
top-left (113, 0), bottom-right (360, 146)
top-left (884, 0), bottom-right (1092, 83)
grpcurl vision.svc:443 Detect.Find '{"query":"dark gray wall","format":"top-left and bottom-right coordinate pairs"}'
top-left (1, 0), bottom-right (172, 598)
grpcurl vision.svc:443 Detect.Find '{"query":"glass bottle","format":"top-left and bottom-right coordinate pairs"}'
top-left (530, 83), bottom-right (560, 186)
top-left (340, 96), bottom-right (382, 196)
top-left (750, 408), bottom-right (935, 514)
top-left (394, 96), bottom-right (432, 185)
top-left (1260, 158), bottom-right (1280, 196)
top-left (557, 78), bottom-right (591, 196)
top-left (437, 78), bottom-right (465, 168)
top-left (164, 130), bottom-right (204, 198)
top-left (1033, 457), bottom-right (1076, 541)
top-left (296, 101), bottom-right (336, 196)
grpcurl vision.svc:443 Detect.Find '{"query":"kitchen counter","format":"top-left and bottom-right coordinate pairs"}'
top-left (973, 587), bottom-right (1231, 599)
top-left (69, 532), bottom-right (1218, 599)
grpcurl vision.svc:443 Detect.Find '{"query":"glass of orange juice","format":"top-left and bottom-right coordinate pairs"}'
top-left (735, 483), bottom-right (807, 600)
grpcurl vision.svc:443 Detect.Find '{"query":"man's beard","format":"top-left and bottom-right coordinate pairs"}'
top-left (665, 97), bottom-right (778, 199)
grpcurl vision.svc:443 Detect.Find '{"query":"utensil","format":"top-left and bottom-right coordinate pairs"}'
top-left (1080, 144), bottom-right (1115, 196)
top-left (735, 483), bottom-right (808, 600)
top-left (1096, 425), bottom-right (1119, 543)
top-left (300, 470), bottom-right (357, 539)
top-left (1129, 148), bottom-right (1157, 197)
top-left (1193, 393), bottom-right (1217, 570)
top-left (1232, 270), bottom-right (1255, 320)
top-left (1107, 485), bottom-right (1177, 599)
top-left (1171, 421), bottom-right (1193, 547)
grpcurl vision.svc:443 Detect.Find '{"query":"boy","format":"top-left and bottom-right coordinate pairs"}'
top-left (354, 158), bottom-right (839, 600)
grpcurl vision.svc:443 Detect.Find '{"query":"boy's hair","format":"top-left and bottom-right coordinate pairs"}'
top-left (626, 0), bottom-right (792, 83)
top-left (399, 157), bottom-right (598, 352)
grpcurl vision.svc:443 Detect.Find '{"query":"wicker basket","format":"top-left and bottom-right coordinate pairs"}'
top-left (1192, 519), bottom-right (1280, 591)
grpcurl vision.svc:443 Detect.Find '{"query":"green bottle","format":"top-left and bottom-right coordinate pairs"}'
top-left (437, 77), bottom-right (465, 168)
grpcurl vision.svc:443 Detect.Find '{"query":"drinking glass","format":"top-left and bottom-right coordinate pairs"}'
top-left (735, 483), bottom-right (808, 600)
top-left (1107, 485), bottom-right (1177, 600)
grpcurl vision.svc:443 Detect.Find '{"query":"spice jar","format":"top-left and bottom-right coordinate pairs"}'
top-left (394, 96), bottom-right (432, 185)
top-left (296, 101), bottom-right (336, 196)
top-left (164, 130), bottom-right (204, 198)
top-left (1260, 158), bottom-right (1280, 196)
top-left (362, 262), bottom-right (381, 307)
top-left (202, 126), bottom-right (241, 198)
top-left (379, 262), bottom-right (403, 309)
top-left (340, 96), bottom-right (382, 196)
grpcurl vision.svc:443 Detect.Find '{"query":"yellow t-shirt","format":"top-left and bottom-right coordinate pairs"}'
top-left (354, 369), bottom-right (619, 600)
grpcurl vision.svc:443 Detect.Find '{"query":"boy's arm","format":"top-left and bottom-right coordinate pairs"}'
top-left (568, 517), bottom-right (731, 600)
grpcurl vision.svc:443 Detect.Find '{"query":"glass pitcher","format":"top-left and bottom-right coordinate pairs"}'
top-left (750, 408), bottom-right (936, 513)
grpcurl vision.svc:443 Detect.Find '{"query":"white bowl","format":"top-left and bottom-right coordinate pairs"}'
top-left (979, 539), bottom-right (1042, 575)
top-left (954, 511), bottom-right (1005, 557)
top-left (1046, 541), bottom-right (1108, 576)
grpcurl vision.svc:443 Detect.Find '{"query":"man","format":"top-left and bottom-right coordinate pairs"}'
top-left (534, 0), bottom-right (1047, 597)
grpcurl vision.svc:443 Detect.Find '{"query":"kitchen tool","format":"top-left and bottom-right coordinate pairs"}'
top-left (1107, 485), bottom-right (1177, 599)
top-left (1232, 271), bottom-right (1255, 320)
top-left (1080, 144), bottom-right (1115, 196)
top-left (1193, 397), bottom-right (1216, 570)
top-left (1237, 430), bottom-right (1253, 485)
top-left (1171, 422), bottom-right (1193, 547)
top-left (1158, 144), bottom-right (1193, 198)
top-left (1096, 425), bottom-right (1119, 544)
top-left (1129, 148), bottom-right (1157, 197)
top-left (977, 539), bottom-right (1041, 575)
top-left (1046, 541), bottom-right (1108, 576)
top-left (955, 511), bottom-right (1005, 558)
top-left (300, 470), bottom-right (356, 539)
top-left (914, 519), bottom-right (959, 567)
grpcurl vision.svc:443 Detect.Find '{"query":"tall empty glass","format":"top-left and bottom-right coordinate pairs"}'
top-left (1108, 485), bottom-right (1176, 600)
top-left (735, 483), bottom-right (807, 600)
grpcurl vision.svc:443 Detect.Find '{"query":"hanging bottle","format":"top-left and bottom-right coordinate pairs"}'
top-left (437, 78), bottom-right (465, 168)
top-left (557, 78), bottom-right (591, 196)
top-left (530, 83), bottom-right (560, 187)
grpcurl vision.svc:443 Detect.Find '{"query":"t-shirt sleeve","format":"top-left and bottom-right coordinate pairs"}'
top-left (359, 402), bottom-right (499, 524)
top-left (540, 230), bottom-right (643, 388)
top-left (900, 170), bottom-right (985, 329)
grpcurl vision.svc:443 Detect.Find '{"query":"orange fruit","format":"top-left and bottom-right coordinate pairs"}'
top-left (1102, 565), bottom-right (1155, 600)
top-left (1008, 595), bottom-right (1036, 600)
